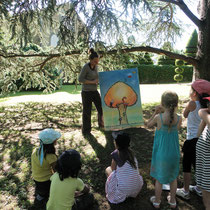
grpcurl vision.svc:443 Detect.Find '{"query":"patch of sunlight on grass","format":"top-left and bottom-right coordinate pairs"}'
top-left (0, 98), bottom-right (9, 102)
top-left (3, 149), bottom-right (10, 161)
top-left (20, 160), bottom-right (29, 171)
top-left (0, 85), bottom-right (82, 100)
top-left (16, 171), bottom-right (25, 182)
top-left (0, 193), bottom-right (18, 209)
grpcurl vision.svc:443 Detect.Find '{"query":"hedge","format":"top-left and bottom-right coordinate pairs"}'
top-left (126, 64), bottom-right (193, 84)
top-left (157, 55), bottom-right (176, 65)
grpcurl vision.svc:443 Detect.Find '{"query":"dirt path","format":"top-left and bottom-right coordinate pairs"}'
top-left (0, 83), bottom-right (191, 106)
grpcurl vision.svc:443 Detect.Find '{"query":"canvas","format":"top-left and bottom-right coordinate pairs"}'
top-left (99, 68), bottom-right (144, 131)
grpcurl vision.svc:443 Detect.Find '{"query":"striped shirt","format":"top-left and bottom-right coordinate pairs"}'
top-left (78, 63), bottom-right (98, 91)
top-left (105, 150), bottom-right (143, 204)
top-left (196, 127), bottom-right (210, 192)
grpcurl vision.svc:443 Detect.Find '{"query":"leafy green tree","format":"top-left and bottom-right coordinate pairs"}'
top-left (0, 0), bottom-right (210, 94)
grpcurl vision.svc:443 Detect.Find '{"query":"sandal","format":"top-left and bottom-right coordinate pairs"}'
top-left (150, 196), bottom-right (161, 209)
top-left (167, 195), bottom-right (177, 209)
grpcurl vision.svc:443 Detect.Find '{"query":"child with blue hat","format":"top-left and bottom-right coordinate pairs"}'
top-left (31, 128), bottom-right (61, 205)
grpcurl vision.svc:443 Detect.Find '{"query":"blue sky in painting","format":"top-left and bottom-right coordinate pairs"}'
top-left (99, 68), bottom-right (142, 107)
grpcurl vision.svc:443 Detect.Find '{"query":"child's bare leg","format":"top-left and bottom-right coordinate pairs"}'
top-left (183, 172), bottom-right (191, 192)
top-left (105, 166), bottom-right (112, 177)
top-left (155, 180), bottom-right (162, 202)
top-left (169, 179), bottom-right (177, 203)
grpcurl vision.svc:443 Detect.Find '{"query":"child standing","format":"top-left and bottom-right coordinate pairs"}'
top-left (47, 149), bottom-right (93, 210)
top-left (105, 133), bottom-right (143, 204)
top-left (176, 79), bottom-right (210, 199)
top-left (31, 128), bottom-right (61, 203)
top-left (146, 91), bottom-right (182, 209)
top-left (196, 98), bottom-right (210, 210)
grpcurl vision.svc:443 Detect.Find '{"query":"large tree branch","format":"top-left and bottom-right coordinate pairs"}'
top-left (0, 45), bottom-right (198, 67)
top-left (100, 46), bottom-right (198, 67)
top-left (158, 0), bottom-right (202, 28)
top-left (32, 56), bottom-right (55, 71)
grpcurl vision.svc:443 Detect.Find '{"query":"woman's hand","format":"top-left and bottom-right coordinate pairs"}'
top-left (93, 79), bottom-right (99, 84)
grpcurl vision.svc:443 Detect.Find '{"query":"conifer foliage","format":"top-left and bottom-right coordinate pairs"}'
top-left (0, 1), bottom-right (210, 94)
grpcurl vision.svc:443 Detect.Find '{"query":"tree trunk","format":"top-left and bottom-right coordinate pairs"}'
top-left (196, 0), bottom-right (210, 81)
top-left (117, 104), bottom-right (128, 125)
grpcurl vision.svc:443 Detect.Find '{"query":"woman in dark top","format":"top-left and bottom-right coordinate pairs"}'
top-left (78, 48), bottom-right (104, 135)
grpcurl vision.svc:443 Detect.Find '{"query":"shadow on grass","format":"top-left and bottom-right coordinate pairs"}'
top-left (0, 133), bottom-right (34, 209)
top-left (0, 101), bottom-right (205, 210)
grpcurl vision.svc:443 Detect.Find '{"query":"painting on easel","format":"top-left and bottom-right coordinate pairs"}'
top-left (99, 68), bottom-right (143, 131)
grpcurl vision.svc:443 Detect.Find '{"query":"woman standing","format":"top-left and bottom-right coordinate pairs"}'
top-left (78, 48), bottom-right (103, 136)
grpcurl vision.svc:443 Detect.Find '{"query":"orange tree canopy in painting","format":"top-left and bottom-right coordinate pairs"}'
top-left (104, 81), bottom-right (137, 108)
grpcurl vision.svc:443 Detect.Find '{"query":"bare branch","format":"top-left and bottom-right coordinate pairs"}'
top-left (99, 46), bottom-right (198, 67)
top-left (158, 0), bottom-right (202, 28)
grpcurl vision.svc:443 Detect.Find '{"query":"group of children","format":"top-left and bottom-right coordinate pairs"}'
top-left (31, 79), bottom-right (210, 210)
top-left (146, 79), bottom-right (210, 209)
top-left (31, 128), bottom-right (93, 210)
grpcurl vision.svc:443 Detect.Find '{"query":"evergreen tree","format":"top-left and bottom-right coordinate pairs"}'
top-left (185, 29), bottom-right (198, 58)
top-left (157, 55), bottom-right (175, 65)
top-left (138, 53), bottom-right (154, 65)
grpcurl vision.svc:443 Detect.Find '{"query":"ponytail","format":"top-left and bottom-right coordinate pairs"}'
top-left (161, 91), bottom-right (178, 130)
top-left (88, 48), bottom-right (99, 60)
top-left (198, 93), bottom-right (210, 108)
top-left (115, 134), bottom-right (137, 169)
top-left (169, 104), bottom-right (175, 129)
top-left (118, 148), bottom-right (137, 169)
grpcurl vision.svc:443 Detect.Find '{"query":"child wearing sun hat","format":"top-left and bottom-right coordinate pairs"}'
top-left (176, 79), bottom-right (210, 200)
top-left (31, 128), bottom-right (61, 204)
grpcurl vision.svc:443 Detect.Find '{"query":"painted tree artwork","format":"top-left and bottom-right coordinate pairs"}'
top-left (99, 68), bottom-right (143, 131)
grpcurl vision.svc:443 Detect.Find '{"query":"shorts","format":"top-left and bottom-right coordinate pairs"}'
top-left (182, 138), bottom-right (198, 173)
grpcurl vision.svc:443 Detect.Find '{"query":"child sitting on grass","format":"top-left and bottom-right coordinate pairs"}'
top-left (47, 149), bottom-right (93, 210)
top-left (31, 128), bottom-right (61, 204)
top-left (105, 133), bottom-right (143, 204)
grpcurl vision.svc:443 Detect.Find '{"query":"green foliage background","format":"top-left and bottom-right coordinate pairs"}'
top-left (127, 64), bottom-right (193, 84)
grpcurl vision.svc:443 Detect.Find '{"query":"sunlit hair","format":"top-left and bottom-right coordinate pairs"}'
top-left (88, 48), bottom-right (99, 60)
top-left (115, 133), bottom-right (137, 169)
top-left (161, 91), bottom-right (178, 129)
top-left (55, 149), bottom-right (82, 181)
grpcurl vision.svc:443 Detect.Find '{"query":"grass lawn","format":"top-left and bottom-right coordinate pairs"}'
top-left (0, 99), bottom-right (204, 210)
top-left (0, 85), bottom-right (82, 99)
